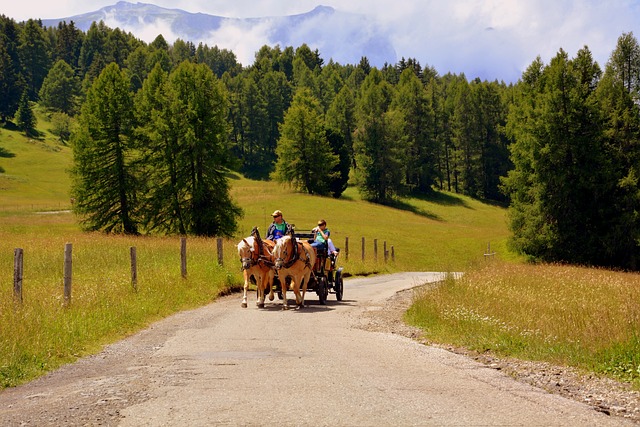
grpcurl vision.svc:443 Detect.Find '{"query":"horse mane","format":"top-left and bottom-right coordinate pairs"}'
top-left (289, 226), bottom-right (298, 259)
top-left (251, 226), bottom-right (264, 256)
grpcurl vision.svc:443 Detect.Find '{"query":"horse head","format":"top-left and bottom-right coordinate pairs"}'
top-left (273, 235), bottom-right (293, 270)
top-left (237, 237), bottom-right (255, 270)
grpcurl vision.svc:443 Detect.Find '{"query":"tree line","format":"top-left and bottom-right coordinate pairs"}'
top-left (2, 16), bottom-right (640, 269)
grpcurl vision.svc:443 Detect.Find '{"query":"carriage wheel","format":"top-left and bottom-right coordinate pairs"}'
top-left (317, 276), bottom-right (329, 305)
top-left (335, 271), bottom-right (344, 301)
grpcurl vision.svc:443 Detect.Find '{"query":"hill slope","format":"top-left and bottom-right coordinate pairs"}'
top-left (0, 118), bottom-right (510, 271)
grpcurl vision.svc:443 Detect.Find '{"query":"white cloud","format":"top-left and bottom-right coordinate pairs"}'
top-left (204, 19), bottom-right (276, 66)
top-left (5, 0), bottom-right (640, 82)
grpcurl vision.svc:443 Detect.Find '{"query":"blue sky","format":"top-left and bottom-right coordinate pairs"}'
top-left (4, 0), bottom-right (640, 82)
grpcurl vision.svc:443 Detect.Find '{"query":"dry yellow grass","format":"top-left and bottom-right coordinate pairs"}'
top-left (407, 261), bottom-right (640, 384)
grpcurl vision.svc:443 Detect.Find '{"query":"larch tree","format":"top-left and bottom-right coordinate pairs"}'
top-left (353, 68), bottom-right (405, 203)
top-left (502, 48), bottom-right (617, 266)
top-left (163, 61), bottom-right (242, 237)
top-left (272, 87), bottom-right (338, 195)
top-left (71, 63), bottom-right (139, 234)
top-left (39, 59), bottom-right (81, 115)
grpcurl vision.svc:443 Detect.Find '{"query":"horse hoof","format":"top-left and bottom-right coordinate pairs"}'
top-left (269, 294), bottom-right (274, 301)
top-left (257, 302), bottom-right (265, 308)
top-left (241, 302), bottom-right (248, 308)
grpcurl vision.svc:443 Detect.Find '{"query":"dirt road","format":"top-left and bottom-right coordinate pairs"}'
top-left (0, 272), bottom-right (632, 426)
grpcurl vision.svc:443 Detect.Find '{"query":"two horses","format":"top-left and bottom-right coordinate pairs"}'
top-left (237, 228), bottom-right (315, 309)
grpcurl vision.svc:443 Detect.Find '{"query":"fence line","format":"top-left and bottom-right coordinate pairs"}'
top-left (9, 236), bottom-right (395, 306)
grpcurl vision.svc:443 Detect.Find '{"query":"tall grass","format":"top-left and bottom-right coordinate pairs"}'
top-left (0, 221), bottom-right (240, 387)
top-left (407, 261), bottom-right (640, 385)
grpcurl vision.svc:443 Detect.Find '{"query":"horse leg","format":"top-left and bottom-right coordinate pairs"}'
top-left (300, 272), bottom-right (309, 308)
top-left (293, 276), bottom-right (303, 308)
top-left (241, 270), bottom-right (249, 308)
top-left (256, 270), bottom-right (267, 308)
top-left (280, 272), bottom-right (289, 310)
top-left (267, 269), bottom-right (275, 301)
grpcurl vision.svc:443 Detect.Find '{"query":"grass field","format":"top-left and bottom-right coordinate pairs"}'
top-left (2, 112), bottom-right (639, 389)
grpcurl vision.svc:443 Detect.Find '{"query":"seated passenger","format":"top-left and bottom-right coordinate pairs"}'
top-left (311, 219), bottom-right (338, 255)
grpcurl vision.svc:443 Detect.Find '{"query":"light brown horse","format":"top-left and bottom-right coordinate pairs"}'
top-left (272, 234), bottom-right (316, 309)
top-left (237, 228), bottom-right (275, 308)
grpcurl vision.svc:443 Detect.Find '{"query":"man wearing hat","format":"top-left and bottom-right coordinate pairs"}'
top-left (266, 209), bottom-right (289, 241)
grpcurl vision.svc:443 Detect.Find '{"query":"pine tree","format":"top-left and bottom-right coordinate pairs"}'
top-left (503, 48), bottom-right (613, 265)
top-left (272, 87), bottom-right (338, 195)
top-left (39, 59), bottom-right (81, 115)
top-left (325, 85), bottom-right (356, 198)
top-left (392, 68), bottom-right (436, 193)
top-left (15, 90), bottom-right (36, 136)
top-left (18, 19), bottom-right (51, 101)
top-left (0, 16), bottom-right (24, 121)
top-left (163, 61), bottom-right (242, 237)
top-left (71, 63), bottom-right (139, 234)
top-left (354, 69), bottom-right (405, 203)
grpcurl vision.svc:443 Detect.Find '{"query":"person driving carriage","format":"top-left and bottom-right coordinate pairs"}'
top-left (266, 210), bottom-right (289, 241)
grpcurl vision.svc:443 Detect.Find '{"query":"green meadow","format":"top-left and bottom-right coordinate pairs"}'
top-left (1, 113), bottom-right (639, 389)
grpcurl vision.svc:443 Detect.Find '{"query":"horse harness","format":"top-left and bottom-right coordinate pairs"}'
top-left (276, 237), bottom-right (313, 271)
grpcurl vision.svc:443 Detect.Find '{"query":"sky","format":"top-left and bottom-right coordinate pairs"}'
top-left (4, 0), bottom-right (640, 83)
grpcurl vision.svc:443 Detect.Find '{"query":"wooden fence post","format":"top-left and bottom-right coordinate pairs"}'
top-left (181, 237), bottom-right (187, 278)
top-left (391, 245), bottom-right (395, 262)
top-left (374, 239), bottom-right (378, 262)
top-left (384, 241), bottom-right (388, 263)
top-left (344, 237), bottom-right (349, 261)
top-left (14, 248), bottom-right (23, 304)
top-left (63, 243), bottom-right (72, 307)
top-left (361, 237), bottom-right (365, 261)
top-left (217, 238), bottom-right (224, 266)
top-left (484, 242), bottom-right (496, 259)
top-left (130, 247), bottom-right (137, 291)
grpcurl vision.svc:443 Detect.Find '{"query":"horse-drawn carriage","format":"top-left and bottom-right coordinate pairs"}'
top-left (288, 229), bottom-right (344, 305)
top-left (237, 226), bottom-right (344, 308)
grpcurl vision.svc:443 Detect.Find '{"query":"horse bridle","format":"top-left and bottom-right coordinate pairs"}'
top-left (241, 238), bottom-right (274, 270)
top-left (240, 238), bottom-right (257, 270)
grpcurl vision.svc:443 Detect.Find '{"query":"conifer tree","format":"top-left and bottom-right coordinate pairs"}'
top-left (71, 63), bottom-right (139, 234)
top-left (15, 90), bottom-right (36, 136)
top-left (502, 48), bottom-right (613, 265)
top-left (354, 69), bottom-right (405, 203)
top-left (162, 61), bottom-right (242, 237)
top-left (273, 87), bottom-right (338, 195)
top-left (39, 59), bottom-right (80, 115)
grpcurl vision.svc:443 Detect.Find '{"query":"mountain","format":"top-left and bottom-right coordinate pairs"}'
top-left (41, 2), bottom-right (397, 67)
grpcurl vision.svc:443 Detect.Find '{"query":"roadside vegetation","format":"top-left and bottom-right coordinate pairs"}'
top-left (407, 262), bottom-right (640, 387)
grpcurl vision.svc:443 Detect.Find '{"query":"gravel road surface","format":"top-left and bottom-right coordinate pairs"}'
top-left (0, 272), bottom-right (633, 426)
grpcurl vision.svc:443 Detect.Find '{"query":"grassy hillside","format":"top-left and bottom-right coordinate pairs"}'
top-left (0, 111), bottom-right (512, 271)
top-left (0, 122), bottom-right (73, 210)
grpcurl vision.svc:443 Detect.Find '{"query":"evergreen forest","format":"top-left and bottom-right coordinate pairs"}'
top-left (2, 16), bottom-right (640, 270)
